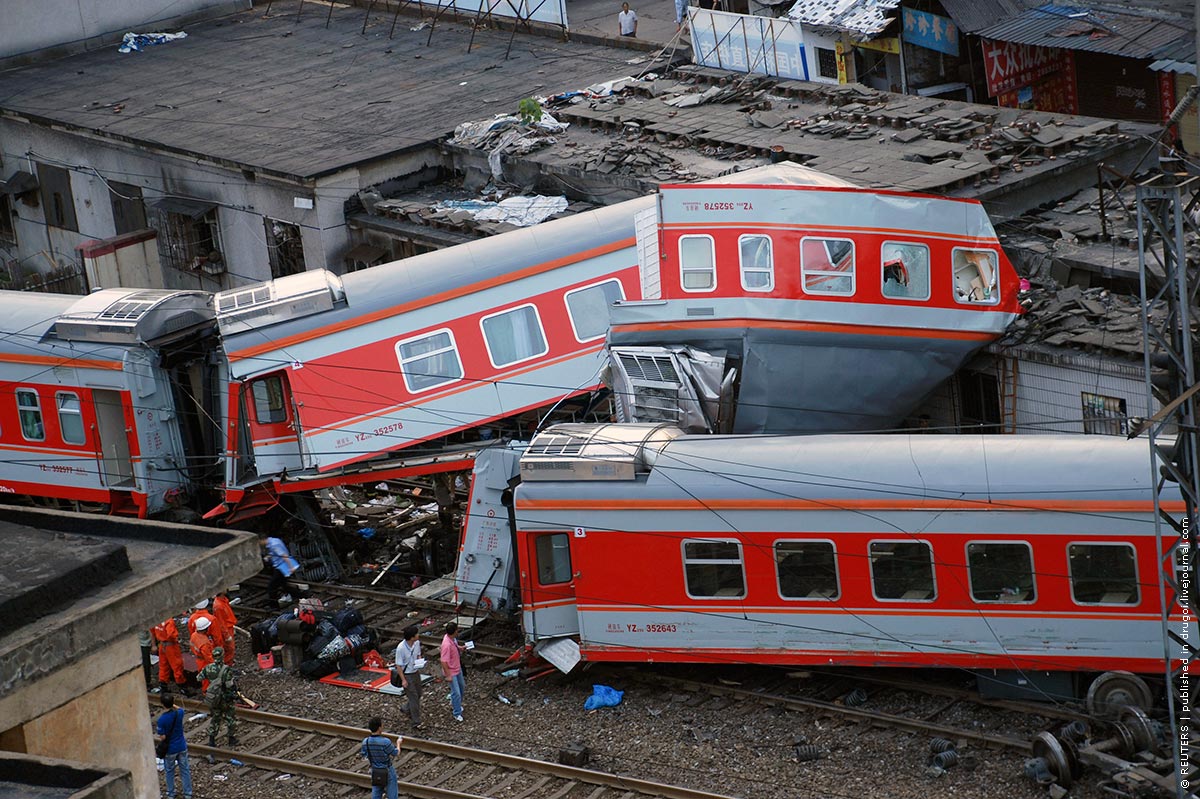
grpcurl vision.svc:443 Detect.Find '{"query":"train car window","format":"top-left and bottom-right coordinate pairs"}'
top-left (395, 329), bottom-right (464, 393)
top-left (869, 541), bottom-right (936, 601)
top-left (56, 392), bottom-right (86, 445)
top-left (1068, 543), bottom-right (1139, 605)
top-left (482, 304), bottom-right (549, 368)
top-left (535, 533), bottom-right (572, 585)
top-left (739, 235), bottom-right (774, 292)
top-left (966, 542), bottom-right (1035, 603)
top-left (679, 235), bottom-right (716, 292)
top-left (801, 237), bottom-right (855, 296)
top-left (881, 241), bottom-right (931, 301)
top-left (566, 280), bottom-right (625, 342)
top-left (16, 389), bottom-right (45, 442)
top-left (251, 376), bottom-right (288, 424)
top-left (952, 248), bottom-right (1000, 305)
top-left (682, 539), bottom-right (746, 599)
top-left (775, 541), bottom-right (838, 600)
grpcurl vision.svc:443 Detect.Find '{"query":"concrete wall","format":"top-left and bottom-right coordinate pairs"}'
top-left (14, 647), bottom-right (157, 798)
top-left (0, 0), bottom-right (250, 67)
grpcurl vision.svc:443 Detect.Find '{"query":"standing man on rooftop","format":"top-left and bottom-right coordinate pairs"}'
top-left (618, 2), bottom-right (638, 37)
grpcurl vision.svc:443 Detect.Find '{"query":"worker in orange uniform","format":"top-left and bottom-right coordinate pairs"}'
top-left (212, 591), bottom-right (237, 666)
top-left (151, 616), bottom-right (187, 695)
top-left (190, 616), bottom-right (216, 693)
top-left (187, 599), bottom-right (223, 641)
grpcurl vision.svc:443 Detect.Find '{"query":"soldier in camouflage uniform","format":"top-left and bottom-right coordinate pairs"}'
top-left (199, 647), bottom-right (238, 747)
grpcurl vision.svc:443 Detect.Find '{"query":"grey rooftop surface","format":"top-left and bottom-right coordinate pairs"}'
top-left (0, 508), bottom-right (260, 716)
top-left (0, 0), bottom-right (660, 180)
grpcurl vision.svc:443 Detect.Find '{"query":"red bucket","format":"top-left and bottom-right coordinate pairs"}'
top-left (257, 652), bottom-right (275, 670)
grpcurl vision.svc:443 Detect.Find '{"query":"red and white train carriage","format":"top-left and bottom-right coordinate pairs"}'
top-left (457, 423), bottom-right (1183, 698)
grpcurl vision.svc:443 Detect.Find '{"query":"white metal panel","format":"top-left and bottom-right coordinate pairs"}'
top-left (634, 205), bottom-right (661, 300)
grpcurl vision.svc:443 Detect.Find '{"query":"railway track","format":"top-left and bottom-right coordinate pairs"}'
top-left (164, 697), bottom-right (742, 799)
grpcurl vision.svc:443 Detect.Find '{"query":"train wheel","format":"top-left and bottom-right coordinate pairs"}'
top-left (1086, 671), bottom-right (1154, 718)
top-left (1032, 731), bottom-right (1075, 788)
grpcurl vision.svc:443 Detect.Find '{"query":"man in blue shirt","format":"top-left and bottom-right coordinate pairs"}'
top-left (262, 536), bottom-right (301, 604)
top-left (361, 716), bottom-right (401, 799)
top-left (155, 694), bottom-right (192, 799)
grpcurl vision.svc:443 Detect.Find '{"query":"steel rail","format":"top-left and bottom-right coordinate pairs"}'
top-left (634, 674), bottom-right (1032, 752)
top-left (171, 698), bottom-right (743, 799)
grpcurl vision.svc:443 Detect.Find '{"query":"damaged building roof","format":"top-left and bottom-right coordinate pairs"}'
top-left (976, 3), bottom-right (1189, 58)
top-left (0, 3), bottom-right (668, 181)
top-left (442, 67), bottom-right (1157, 211)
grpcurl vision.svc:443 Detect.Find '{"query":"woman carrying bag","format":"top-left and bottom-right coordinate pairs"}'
top-left (361, 716), bottom-right (400, 799)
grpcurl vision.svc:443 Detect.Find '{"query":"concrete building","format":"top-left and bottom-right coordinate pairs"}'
top-left (0, 507), bottom-right (259, 799)
top-left (0, 0), bottom-right (659, 291)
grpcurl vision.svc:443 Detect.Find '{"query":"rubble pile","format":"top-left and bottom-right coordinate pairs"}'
top-left (318, 477), bottom-right (466, 587)
top-left (571, 140), bottom-right (689, 179)
top-left (1000, 284), bottom-right (1160, 358)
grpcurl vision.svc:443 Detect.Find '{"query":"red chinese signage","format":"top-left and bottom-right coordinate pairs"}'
top-left (1159, 70), bottom-right (1177, 126)
top-left (995, 52), bottom-right (1078, 116)
top-left (981, 38), bottom-right (1074, 97)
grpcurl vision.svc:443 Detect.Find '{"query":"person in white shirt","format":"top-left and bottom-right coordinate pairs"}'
top-left (618, 2), bottom-right (637, 36)
top-left (395, 625), bottom-right (424, 729)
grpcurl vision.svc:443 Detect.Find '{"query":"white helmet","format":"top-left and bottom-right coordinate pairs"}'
top-left (195, 616), bottom-right (212, 631)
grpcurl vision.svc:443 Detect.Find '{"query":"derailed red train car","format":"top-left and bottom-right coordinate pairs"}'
top-left (457, 423), bottom-right (1183, 704)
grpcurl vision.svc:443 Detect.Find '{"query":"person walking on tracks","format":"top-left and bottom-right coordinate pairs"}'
top-left (262, 536), bottom-right (301, 604)
top-left (156, 693), bottom-right (193, 799)
top-left (198, 647), bottom-right (238, 748)
top-left (152, 616), bottom-right (188, 696)
top-left (361, 716), bottom-right (401, 799)
top-left (212, 590), bottom-right (238, 666)
top-left (440, 621), bottom-right (467, 722)
top-left (395, 625), bottom-right (425, 729)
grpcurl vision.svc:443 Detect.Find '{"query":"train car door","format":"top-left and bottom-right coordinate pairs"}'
top-left (244, 371), bottom-right (306, 476)
top-left (91, 389), bottom-right (134, 486)
top-left (523, 530), bottom-right (579, 639)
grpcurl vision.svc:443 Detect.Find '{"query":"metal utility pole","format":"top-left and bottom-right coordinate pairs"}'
top-left (1135, 165), bottom-right (1200, 797)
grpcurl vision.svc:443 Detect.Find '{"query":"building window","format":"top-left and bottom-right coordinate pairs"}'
top-left (1068, 543), bottom-right (1139, 605)
top-left (739, 234), bottom-right (773, 291)
top-left (265, 218), bottom-right (306, 279)
top-left (869, 541), bottom-right (935, 600)
top-left (967, 542), bottom-right (1035, 603)
top-left (775, 541), bottom-right (838, 599)
top-left (881, 241), bottom-right (931, 300)
top-left (250, 376), bottom-right (288, 424)
top-left (801, 237), bottom-right (855, 295)
top-left (36, 163), bottom-right (78, 232)
top-left (56, 392), bottom-right (86, 445)
top-left (535, 533), bottom-right (572, 584)
top-left (565, 279), bottom-right (625, 342)
top-left (682, 539), bottom-right (746, 598)
top-left (952, 248), bottom-right (1000, 304)
top-left (816, 47), bottom-right (839, 79)
top-left (16, 389), bottom-right (45, 441)
top-left (395, 329), bottom-right (463, 393)
top-left (150, 200), bottom-right (223, 274)
top-left (481, 304), bottom-right (548, 368)
top-left (0, 195), bottom-right (16, 248)
top-left (1081, 392), bottom-right (1128, 436)
top-left (679, 235), bottom-right (716, 292)
top-left (109, 182), bottom-right (147, 236)
top-left (958, 370), bottom-right (1001, 434)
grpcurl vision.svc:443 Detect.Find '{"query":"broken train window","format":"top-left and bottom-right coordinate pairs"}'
top-left (881, 241), bottom-right (930, 300)
top-left (739, 234), bottom-right (773, 291)
top-left (801, 237), bottom-right (855, 295)
top-left (952, 248), bottom-right (999, 304)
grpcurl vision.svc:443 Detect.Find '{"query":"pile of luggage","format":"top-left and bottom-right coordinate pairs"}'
top-left (249, 600), bottom-right (381, 679)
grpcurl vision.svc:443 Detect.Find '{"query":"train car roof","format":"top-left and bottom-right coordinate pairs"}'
top-left (0, 292), bottom-right (117, 360)
top-left (687, 162), bottom-right (858, 188)
top-left (519, 429), bottom-right (1174, 506)
top-left (217, 196), bottom-right (656, 351)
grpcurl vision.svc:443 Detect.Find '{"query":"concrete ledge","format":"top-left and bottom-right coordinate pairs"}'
top-left (0, 508), bottom-right (261, 721)
top-left (0, 749), bottom-right (132, 799)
